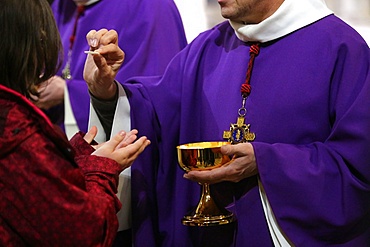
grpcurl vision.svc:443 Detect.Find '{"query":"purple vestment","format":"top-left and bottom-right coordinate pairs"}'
top-left (51, 0), bottom-right (187, 132)
top-left (124, 15), bottom-right (370, 246)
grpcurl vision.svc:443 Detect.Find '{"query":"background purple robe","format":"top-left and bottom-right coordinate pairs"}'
top-left (51, 0), bottom-right (187, 132)
top-left (124, 14), bottom-right (370, 246)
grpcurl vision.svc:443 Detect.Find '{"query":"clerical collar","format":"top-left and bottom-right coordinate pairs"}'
top-left (229, 0), bottom-right (333, 43)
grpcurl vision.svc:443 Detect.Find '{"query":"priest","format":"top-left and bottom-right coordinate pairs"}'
top-left (85, 0), bottom-right (370, 245)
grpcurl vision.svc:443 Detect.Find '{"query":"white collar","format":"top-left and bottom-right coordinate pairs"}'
top-left (229, 0), bottom-right (333, 43)
top-left (74, 0), bottom-right (100, 6)
top-left (84, 0), bottom-right (99, 6)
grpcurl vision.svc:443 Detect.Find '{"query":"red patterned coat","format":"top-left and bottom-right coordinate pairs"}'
top-left (0, 84), bottom-right (122, 246)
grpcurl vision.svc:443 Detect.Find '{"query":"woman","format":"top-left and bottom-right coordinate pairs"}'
top-left (0, 0), bottom-right (150, 246)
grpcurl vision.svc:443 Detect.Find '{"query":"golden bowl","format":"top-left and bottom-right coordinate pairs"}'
top-left (177, 141), bottom-right (231, 172)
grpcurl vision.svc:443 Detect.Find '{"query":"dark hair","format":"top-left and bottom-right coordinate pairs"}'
top-left (0, 0), bottom-right (63, 99)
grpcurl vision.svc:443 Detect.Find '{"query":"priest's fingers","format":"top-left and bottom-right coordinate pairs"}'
top-left (86, 29), bottom-right (108, 49)
top-left (86, 29), bottom-right (124, 67)
top-left (86, 29), bottom-right (97, 44)
top-left (184, 166), bottom-right (229, 184)
top-left (87, 29), bottom-right (117, 48)
top-left (221, 142), bottom-right (254, 158)
top-left (90, 43), bottom-right (125, 72)
top-left (97, 29), bottom-right (119, 46)
top-left (86, 29), bottom-right (120, 56)
top-left (84, 125), bottom-right (98, 144)
top-left (184, 155), bottom-right (257, 184)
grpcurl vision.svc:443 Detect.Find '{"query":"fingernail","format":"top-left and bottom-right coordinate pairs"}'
top-left (119, 131), bottom-right (126, 136)
top-left (90, 38), bottom-right (98, 47)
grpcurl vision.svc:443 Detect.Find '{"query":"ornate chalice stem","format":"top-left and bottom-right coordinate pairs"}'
top-left (195, 183), bottom-right (219, 216)
top-left (182, 182), bottom-right (235, 226)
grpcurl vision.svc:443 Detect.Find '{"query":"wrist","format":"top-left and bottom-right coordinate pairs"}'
top-left (89, 80), bottom-right (117, 101)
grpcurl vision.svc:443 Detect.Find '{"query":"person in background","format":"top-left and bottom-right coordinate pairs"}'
top-left (37, 0), bottom-right (187, 138)
top-left (83, 0), bottom-right (370, 246)
top-left (36, 0), bottom-right (187, 245)
top-left (0, 0), bottom-right (150, 246)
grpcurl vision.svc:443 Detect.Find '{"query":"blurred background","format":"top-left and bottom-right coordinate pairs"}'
top-left (175, 0), bottom-right (370, 44)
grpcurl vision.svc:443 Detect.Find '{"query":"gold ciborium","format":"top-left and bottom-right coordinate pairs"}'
top-left (177, 141), bottom-right (236, 226)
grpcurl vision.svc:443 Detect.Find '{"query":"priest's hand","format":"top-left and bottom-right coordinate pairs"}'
top-left (183, 143), bottom-right (258, 184)
top-left (84, 29), bottom-right (125, 100)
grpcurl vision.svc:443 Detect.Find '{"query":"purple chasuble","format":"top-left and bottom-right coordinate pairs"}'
top-left (51, 0), bottom-right (187, 132)
top-left (125, 15), bottom-right (370, 246)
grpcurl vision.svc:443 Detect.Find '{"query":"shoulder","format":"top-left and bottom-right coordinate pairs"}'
top-left (0, 86), bottom-right (56, 152)
top-left (309, 14), bottom-right (369, 48)
top-left (281, 14), bottom-right (370, 64)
